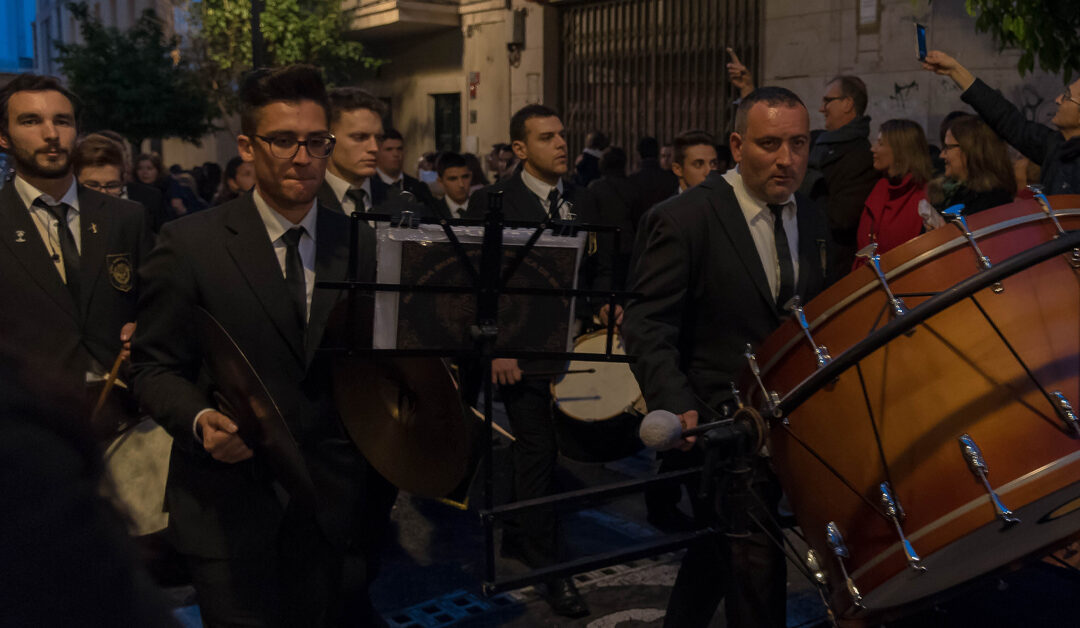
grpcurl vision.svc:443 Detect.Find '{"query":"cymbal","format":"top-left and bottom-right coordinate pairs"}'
top-left (194, 307), bottom-right (316, 506)
top-left (334, 356), bottom-right (470, 498)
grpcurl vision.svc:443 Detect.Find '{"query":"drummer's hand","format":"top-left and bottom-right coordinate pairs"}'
top-left (119, 322), bottom-right (136, 362)
top-left (492, 358), bottom-right (523, 386)
top-left (598, 304), bottom-right (623, 328)
top-left (198, 411), bottom-right (254, 463)
top-left (676, 410), bottom-right (699, 451)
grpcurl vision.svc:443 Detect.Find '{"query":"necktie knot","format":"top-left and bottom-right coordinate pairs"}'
top-left (345, 188), bottom-right (367, 212)
top-left (37, 198), bottom-right (70, 223)
top-left (282, 226), bottom-right (305, 248)
top-left (767, 203), bottom-right (786, 220)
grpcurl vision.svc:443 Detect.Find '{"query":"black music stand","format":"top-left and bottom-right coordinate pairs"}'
top-left (317, 197), bottom-right (713, 595)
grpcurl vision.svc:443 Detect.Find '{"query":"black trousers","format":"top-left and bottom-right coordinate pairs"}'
top-left (186, 505), bottom-right (380, 628)
top-left (499, 378), bottom-right (559, 567)
top-left (662, 458), bottom-right (787, 628)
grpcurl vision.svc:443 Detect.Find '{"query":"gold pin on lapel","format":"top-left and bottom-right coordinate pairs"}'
top-left (90, 223), bottom-right (99, 234)
top-left (15, 230), bottom-right (26, 243)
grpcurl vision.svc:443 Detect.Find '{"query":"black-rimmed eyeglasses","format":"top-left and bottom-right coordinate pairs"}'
top-left (254, 133), bottom-right (336, 159)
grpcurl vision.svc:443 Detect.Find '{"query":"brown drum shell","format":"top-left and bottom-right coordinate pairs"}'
top-left (748, 197), bottom-right (1080, 619)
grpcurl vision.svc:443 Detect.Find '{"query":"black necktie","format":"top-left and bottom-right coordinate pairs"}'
top-left (282, 227), bottom-right (307, 330)
top-left (345, 188), bottom-right (367, 214)
top-left (40, 200), bottom-right (80, 302)
top-left (546, 188), bottom-right (561, 219)
top-left (768, 203), bottom-right (794, 311)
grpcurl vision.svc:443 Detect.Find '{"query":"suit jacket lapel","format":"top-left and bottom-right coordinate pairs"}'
top-left (305, 206), bottom-right (350, 366)
top-left (370, 176), bottom-right (388, 207)
top-left (77, 188), bottom-right (110, 316)
top-left (507, 173), bottom-right (546, 221)
top-left (0, 183), bottom-right (79, 321)
top-left (704, 177), bottom-right (776, 312)
top-left (317, 181), bottom-right (343, 214)
top-left (794, 197), bottom-right (820, 299)
top-left (223, 196), bottom-right (305, 364)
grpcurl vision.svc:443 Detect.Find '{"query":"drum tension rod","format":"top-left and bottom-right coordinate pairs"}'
top-left (1051, 393), bottom-right (1080, 438)
top-left (744, 344), bottom-right (783, 422)
top-left (958, 434), bottom-right (1020, 526)
top-left (803, 549), bottom-right (840, 626)
top-left (879, 482), bottom-right (926, 572)
top-left (825, 522), bottom-right (865, 609)
top-left (942, 205), bottom-right (1004, 294)
top-left (855, 243), bottom-right (909, 317)
top-left (1028, 185), bottom-right (1080, 269)
top-left (790, 296), bottom-right (832, 368)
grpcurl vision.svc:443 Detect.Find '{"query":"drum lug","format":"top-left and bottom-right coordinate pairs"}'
top-left (879, 482), bottom-right (926, 572)
top-left (855, 243), bottom-right (909, 317)
top-left (942, 205), bottom-right (1004, 294)
top-left (790, 296), bottom-right (832, 368)
top-left (1051, 392), bottom-right (1080, 438)
top-left (825, 522), bottom-right (865, 609)
top-left (1029, 186), bottom-right (1080, 269)
top-left (958, 434), bottom-right (1021, 526)
top-left (744, 344), bottom-right (783, 421)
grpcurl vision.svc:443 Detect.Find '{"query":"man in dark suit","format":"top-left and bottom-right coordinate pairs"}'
top-left (434, 151), bottom-right (472, 218)
top-left (465, 104), bottom-right (596, 618)
top-left (573, 129), bottom-right (609, 187)
top-left (0, 74), bottom-right (151, 409)
top-left (131, 65), bottom-right (385, 626)
top-left (372, 127), bottom-right (438, 210)
top-left (628, 136), bottom-right (678, 227)
top-left (581, 146), bottom-right (636, 291)
top-left (624, 87), bottom-right (828, 628)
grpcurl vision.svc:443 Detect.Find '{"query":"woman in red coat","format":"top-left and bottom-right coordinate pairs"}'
top-left (853, 119), bottom-right (935, 269)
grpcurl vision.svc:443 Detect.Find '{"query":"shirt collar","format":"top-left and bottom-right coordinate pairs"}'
top-left (15, 175), bottom-right (79, 213)
top-left (445, 195), bottom-right (468, 215)
top-left (324, 170), bottom-right (371, 205)
top-left (252, 187), bottom-right (318, 243)
top-left (520, 167), bottom-right (564, 202)
top-left (722, 166), bottom-right (795, 222)
top-left (583, 148), bottom-right (604, 159)
top-left (376, 167), bottom-right (402, 186)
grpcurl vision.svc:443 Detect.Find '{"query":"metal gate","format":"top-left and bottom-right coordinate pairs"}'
top-left (560, 0), bottom-right (761, 161)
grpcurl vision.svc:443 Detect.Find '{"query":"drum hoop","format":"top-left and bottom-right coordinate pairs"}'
top-left (551, 329), bottom-right (641, 421)
top-left (850, 449), bottom-right (1080, 581)
top-left (759, 209), bottom-right (1080, 380)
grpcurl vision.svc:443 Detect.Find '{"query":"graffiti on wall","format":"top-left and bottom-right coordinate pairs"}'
top-left (889, 80), bottom-right (919, 109)
top-left (1013, 84), bottom-right (1056, 124)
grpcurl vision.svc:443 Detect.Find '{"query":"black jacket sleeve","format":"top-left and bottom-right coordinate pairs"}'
top-left (961, 78), bottom-right (1062, 166)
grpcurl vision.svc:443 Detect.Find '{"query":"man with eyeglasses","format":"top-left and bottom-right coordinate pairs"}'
top-left (799, 75), bottom-right (879, 282)
top-left (923, 50), bottom-right (1080, 195)
top-left (131, 64), bottom-right (388, 626)
top-left (0, 73), bottom-right (151, 415)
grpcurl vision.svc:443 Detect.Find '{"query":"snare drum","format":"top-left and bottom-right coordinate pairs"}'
top-left (551, 330), bottom-right (646, 463)
top-left (746, 197), bottom-right (1080, 621)
top-left (102, 418), bottom-right (172, 537)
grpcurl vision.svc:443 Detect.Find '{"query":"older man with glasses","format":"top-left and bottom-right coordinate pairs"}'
top-left (923, 50), bottom-right (1080, 195)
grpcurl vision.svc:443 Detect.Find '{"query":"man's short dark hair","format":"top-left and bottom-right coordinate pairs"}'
top-left (510, 104), bottom-right (560, 143)
top-left (0, 73), bottom-right (79, 136)
top-left (600, 146), bottom-right (627, 174)
top-left (496, 143), bottom-right (513, 154)
top-left (382, 127), bottom-right (403, 143)
top-left (327, 86), bottom-right (387, 124)
top-left (585, 130), bottom-right (610, 151)
top-left (733, 86), bottom-right (806, 135)
top-left (637, 136), bottom-right (659, 159)
top-left (828, 75), bottom-right (868, 117)
top-left (239, 64), bottom-right (330, 137)
top-left (72, 133), bottom-right (125, 174)
top-left (436, 151), bottom-right (468, 176)
top-left (672, 130), bottom-right (716, 166)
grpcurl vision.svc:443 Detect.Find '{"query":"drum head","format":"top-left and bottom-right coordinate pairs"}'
top-left (103, 419), bottom-right (172, 537)
top-left (552, 331), bottom-right (643, 422)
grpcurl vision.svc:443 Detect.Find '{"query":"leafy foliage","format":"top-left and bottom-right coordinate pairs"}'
top-left (54, 2), bottom-right (219, 149)
top-left (965, 0), bottom-right (1080, 82)
top-left (188, 0), bottom-right (383, 115)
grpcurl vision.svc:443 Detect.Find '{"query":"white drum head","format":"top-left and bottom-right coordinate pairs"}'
top-left (552, 332), bottom-right (643, 422)
top-left (103, 419), bottom-right (172, 536)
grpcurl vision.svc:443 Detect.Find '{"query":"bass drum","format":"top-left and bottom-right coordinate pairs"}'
top-left (746, 196), bottom-right (1080, 623)
top-left (551, 330), bottom-right (646, 463)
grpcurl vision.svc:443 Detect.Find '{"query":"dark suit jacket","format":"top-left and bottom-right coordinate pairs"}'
top-left (628, 158), bottom-right (678, 226)
top-left (126, 181), bottom-right (167, 234)
top-left (581, 174), bottom-right (637, 290)
top-left (574, 152), bottom-right (602, 188)
top-left (318, 176), bottom-right (441, 223)
top-left (623, 171), bottom-right (828, 416)
top-left (0, 182), bottom-right (152, 388)
top-left (130, 192), bottom-right (376, 559)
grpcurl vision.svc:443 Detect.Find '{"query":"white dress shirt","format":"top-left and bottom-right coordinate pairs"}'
top-left (375, 167), bottom-right (402, 187)
top-left (520, 168), bottom-right (571, 219)
top-left (445, 196), bottom-right (469, 218)
top-left (14, 175), bottom-right (81, 283)
top-left (722, 167), bottom-right (799, 301)
top-left (324, 169), bottom-right (372, 214)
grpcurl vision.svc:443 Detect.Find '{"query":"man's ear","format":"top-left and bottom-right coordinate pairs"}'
top-left (730, 132), bottom-right (744, 164)
top-left (0, 132), bottom-right (10, 152)
top-left (671, 161), bottom-right (684, 179)
top-left (511, 140), bottom-right (528, 162)
top-left (237, 135), bottom-right (255, 163)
